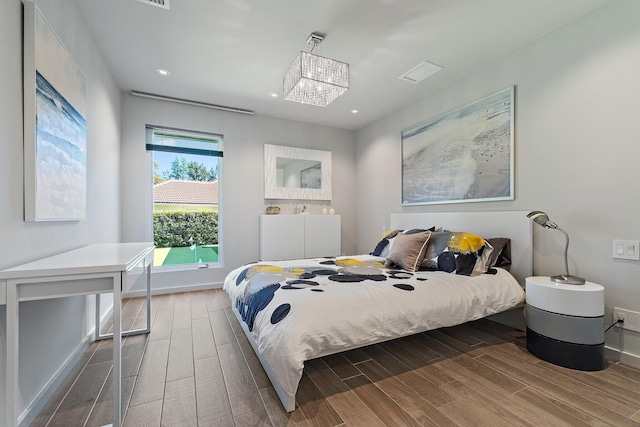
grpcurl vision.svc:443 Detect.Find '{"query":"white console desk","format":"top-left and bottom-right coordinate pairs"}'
top-left (0, 242), bottom-right (154, 427)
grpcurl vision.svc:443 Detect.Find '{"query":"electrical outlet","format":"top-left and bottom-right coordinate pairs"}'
top-left (613, 307), bottom-right (640, 332)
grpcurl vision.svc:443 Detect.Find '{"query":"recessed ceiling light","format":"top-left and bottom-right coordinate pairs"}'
top-left (155, 68), bottom-right (170, 76)
top-left (269, 92), bottom-right (280, 98)
top-left (351, 109), bottom-right (359, 114)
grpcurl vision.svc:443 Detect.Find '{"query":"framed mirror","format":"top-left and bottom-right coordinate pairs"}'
top-left (264, 144), bottom-right (332, 200)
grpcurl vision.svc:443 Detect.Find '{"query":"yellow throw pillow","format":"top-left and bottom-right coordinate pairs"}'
top-left (448, 232), bottom-right (485, 254)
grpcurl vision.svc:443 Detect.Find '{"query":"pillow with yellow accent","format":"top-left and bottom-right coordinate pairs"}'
top-left (421, 231), bottom-right (494, 275)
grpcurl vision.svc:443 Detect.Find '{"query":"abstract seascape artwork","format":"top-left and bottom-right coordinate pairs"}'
top-left (402, 87), bottom-right (514, 205)
top-left (24, 1), bottom-right (87, 221)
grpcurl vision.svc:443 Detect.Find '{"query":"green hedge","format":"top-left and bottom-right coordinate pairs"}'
top-left (153, 210), bottom-right (218, 248)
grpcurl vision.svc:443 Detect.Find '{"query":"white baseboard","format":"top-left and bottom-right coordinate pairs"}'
top-left (18, 334), bottom-right (93, 427)
top-left (122, 282), bottom-right (223, 298)
top-left (18, 307), bottom-right (114, 427)
top-left (17, 283), bottom-right (224, 425)
top-left (605, 345), bottom-right (640, 369)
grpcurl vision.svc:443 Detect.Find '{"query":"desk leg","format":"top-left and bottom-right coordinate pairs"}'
top-left (146, 262), bottom-right (151, 333)
top-left (96, 293), bottom-right (101, 341)
top-left (112, 274), bottom-right (122, 427)
top-left (6, 281), bottom-right (18, 427)
top-left (96, 261), bottom-right (152, 340)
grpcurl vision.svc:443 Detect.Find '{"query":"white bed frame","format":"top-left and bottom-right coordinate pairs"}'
top-left (232, 210), bottom-right (532, 412)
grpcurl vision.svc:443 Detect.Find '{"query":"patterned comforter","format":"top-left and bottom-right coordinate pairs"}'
top-left (223, 255), bottom-right (525, 404)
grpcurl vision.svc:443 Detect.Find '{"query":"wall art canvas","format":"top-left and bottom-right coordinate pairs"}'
top-left (24, 1), bottom-right (87, 221)
top-left (401, 87), bottom-right (514, 205)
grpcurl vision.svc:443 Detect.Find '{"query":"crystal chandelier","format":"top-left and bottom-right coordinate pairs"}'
top-left (283, 32), bottom-right (349, 107)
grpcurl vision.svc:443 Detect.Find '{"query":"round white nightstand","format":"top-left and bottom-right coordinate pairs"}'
top-left (525, 276), bottom-right (605, 371)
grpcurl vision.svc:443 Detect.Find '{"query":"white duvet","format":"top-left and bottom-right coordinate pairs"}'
top-left (223, 255), bottom-right (525, 405)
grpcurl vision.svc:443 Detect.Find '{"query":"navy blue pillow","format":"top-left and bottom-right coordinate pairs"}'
top-left (436, 250), bottom-right (478, 276)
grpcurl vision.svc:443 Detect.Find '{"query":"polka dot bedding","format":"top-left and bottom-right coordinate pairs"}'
top-left (223, 254), bottom-right (525, 408)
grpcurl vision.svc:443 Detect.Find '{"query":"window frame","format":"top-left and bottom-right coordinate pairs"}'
top-left (146, 125), bottom-right (224, 271)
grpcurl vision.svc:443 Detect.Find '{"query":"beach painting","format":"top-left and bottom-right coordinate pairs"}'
top-left (401, 87), bottom-right (514, 205)
top-left (24, 1), bottom-right (87, 221)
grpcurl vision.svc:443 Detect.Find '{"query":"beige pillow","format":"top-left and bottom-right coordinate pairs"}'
top-left (385, 231), bottom-right (431, 272)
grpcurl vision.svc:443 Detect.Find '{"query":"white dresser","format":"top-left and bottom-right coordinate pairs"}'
top-left (260, 214), bottom-right (341, 261)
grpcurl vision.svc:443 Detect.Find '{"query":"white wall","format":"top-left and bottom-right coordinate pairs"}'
top-left (120, 94), bottom-right (357, 292)
top-left (0, 0), bottom-right (122, 424)
top-left (355, 0), bottom-right (640, 365)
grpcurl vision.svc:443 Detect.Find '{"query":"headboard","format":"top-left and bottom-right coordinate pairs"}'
top-left (390, 211), bottom-right (532, 286)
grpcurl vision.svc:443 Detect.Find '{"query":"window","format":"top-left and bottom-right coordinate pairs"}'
top-left (146, 126), bottom-right (222, 268)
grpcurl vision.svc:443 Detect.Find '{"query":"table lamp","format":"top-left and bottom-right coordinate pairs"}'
top-left (527, 211), bottom-right (585, 285)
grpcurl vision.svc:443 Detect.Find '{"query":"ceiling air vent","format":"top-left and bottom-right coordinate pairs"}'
top-left (399, 60), bottom-right (443, 84)
top-left (136, 0), bottom-right (170, 10)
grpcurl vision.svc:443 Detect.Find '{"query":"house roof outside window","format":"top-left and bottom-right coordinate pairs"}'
top-left (153, 179), bottom-right (218, 205)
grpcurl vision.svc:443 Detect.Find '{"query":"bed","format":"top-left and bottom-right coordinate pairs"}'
top-left (223, 211), bottom-right (532, 412)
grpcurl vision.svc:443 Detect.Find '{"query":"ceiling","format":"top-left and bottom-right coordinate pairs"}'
top-left (77, 0), bottom-right (610, 131)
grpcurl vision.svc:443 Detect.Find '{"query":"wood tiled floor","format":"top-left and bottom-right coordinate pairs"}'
top-left (34, 290), bottom-right (640, 426)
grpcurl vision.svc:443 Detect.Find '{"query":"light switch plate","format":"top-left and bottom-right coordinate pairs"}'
top-left (612, 240), bottom-right (640, 260)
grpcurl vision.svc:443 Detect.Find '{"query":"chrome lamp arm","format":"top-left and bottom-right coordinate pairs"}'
top-left (556, 226), bottom-right (570, 278)
top-left (527, 211), bottom-right (585, 285)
